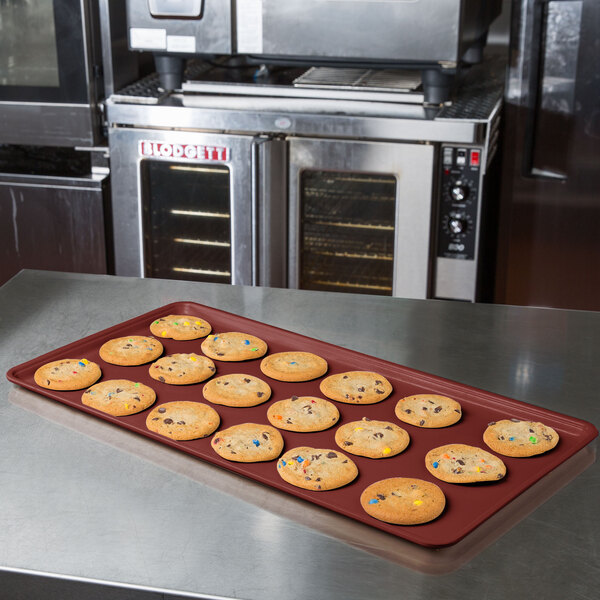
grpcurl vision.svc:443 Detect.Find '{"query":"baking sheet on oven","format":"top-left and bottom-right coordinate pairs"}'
top-left (6, 301), bottom-right (598, 548)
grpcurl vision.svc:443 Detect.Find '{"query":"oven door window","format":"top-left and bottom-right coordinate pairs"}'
top-left (0, 0), bottom-right (88, 102)
top-left (141, 160), bottom-right (232, 284)
top-left (299, 170), bottom-right (396, 295)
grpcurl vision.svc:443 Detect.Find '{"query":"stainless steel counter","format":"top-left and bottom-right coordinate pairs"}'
top-left (1, 270), bottom-right (598, 600)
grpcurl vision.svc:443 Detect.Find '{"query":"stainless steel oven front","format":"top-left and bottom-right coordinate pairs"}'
top-left (109, 125), bottom-right (495, 301)
top-left (109, 127), bottom-right (287, 287)
top-left (288, 138), bottom-right (434, 298)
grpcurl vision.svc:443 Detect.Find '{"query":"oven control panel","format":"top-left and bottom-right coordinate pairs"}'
top-left (437, 146), bottom-right (481, 260)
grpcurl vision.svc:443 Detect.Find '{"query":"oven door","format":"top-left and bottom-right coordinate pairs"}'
top-left (109, 127), bottom-right (286, 287)
top-left (288, 137), bottom-right (435, 299)
top-left (0, 0), bottom-right (103, 146)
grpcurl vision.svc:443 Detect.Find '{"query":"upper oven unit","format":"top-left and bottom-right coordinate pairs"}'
top-left (0, 0), bottom-right (141, 147)
top-left (126, 0), bottom-right (502, 102)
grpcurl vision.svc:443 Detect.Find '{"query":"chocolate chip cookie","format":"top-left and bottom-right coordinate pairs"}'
top-left (82, 379), bottom-right (155, 416)
top-left (260, 351), bottom-right (328, 382)
top-left (201, 332), bottom-right (267, 361)
top-left (425, 443), bottom-right (507, 483)
top-left (334, 418), bottom-right (410, 459)
top-left (145, 401), bottom-right (220, 441)
top-left (99, 336), bottom-right (163, 366)
top-left (34, 358), bottom-right (102, 391)
top-left (149, 353), bottom-right (215, 385)
top-left (211, 423), bottom-right (284, 462)
top-left (150, 314), bottom-right (211, 340)
top-left (360, 477), bottom-right (446, 525)
top-left (483, 419), bottom-right (559, 457)
top-left (202, 373), bottom-right (271, 407)
top-left (276, 446), bottom-right (358, 491)
top-left (267, 396), bottom-right (340, 432)
top-left (395, 394), bottom-right (462, 428)
top-left (319, 371), bottom-right (392, 404)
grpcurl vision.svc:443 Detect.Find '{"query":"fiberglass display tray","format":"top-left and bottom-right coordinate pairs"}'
top-left (6, 302), bottom-right (598, 548)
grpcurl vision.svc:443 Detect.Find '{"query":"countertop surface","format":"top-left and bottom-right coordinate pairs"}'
top-left (1, 270), bottom-right (598, 600)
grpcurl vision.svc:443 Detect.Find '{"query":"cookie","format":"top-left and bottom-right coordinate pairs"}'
top-left (267, 396), bottom-right (340, 432)
top-left (149, 353), bottom-right (215, 385)
top-left (201, 332), bottom-right (267, 361)
top-left (82, 379), bottom-right (155, 416)
top-left (360, 478), bottom-right (446, 525)
top-left (211, 423), bottom-right (284, 462)
top-left (334, 418), bottom-right (410, 459)
top-left (483, 419), bottom-right (560, 457)
top-left (202, 374), bottom-right (271, 407)
top-left (145, 401), bottom-right (220, 440)
top-left (425, 443), bottom-right (506, 483)
top-left (319, 371), bottom-right (392, 404)
top-left (150, 314), bottom-right (211, 340)
top-left (34, 358), bottom-right (101, 391)
top-left (395, 394), bottom-right (462, 428)
top-left (260, 352), bottom-right (328, 382)
top-left (99, 336), bottom-right (163, 366)
top-left (276, 447), bottom-right (358, 491)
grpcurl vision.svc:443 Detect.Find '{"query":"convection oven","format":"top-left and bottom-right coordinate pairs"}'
top-left (107, 55), bottom-right (503, 301)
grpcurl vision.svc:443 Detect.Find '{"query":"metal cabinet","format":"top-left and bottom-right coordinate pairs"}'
top-left (0, 173), bottom-right (110, 286)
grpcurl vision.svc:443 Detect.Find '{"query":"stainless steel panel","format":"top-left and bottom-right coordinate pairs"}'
top-left (98, 0), bottom-right (147, 98)
top-left (434, 256), bottom-right (477, 301)
top-left (0, 102), bottom-right (97, 147)
top-left (0, 174), bottom-right (108, 286)
top-left (107, 98), bottom-right (481, 144)
top-left (495, 0), bottom-right (600, 310)
top-left (127, 0), bottom-right (232, 53)
top-left (288, 137), bottom-right (434, 299)
top-left (255, 137), bottom-right (287, 288)
top-left (108, 127), bottom-right (256, 285)
top-left (238, 0), bottom-right (462, 62)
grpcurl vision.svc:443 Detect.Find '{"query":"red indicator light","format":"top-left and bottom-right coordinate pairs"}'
top-left (470, 150), bottom-right (481, 167)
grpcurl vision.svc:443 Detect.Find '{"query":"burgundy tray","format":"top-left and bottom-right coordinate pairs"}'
top-left (6, 301), bottom-right (598, 548)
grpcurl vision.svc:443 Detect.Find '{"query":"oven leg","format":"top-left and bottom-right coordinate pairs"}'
top-left (154, 54), bottom-right (185, 91)
top-left (422, 69), bottom-right (455, 105)
top-left (462, 32), bottom-right (488, 65)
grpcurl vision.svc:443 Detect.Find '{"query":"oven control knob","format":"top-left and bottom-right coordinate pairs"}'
top-left (450, 181), bottom-right (469, 202)
top-left (448, 215), bottom-right (468, 234)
